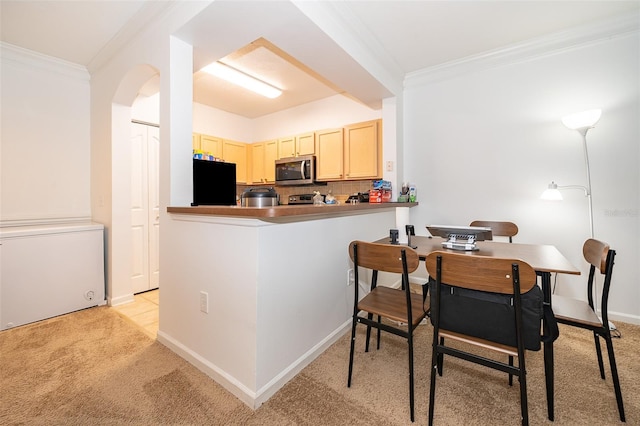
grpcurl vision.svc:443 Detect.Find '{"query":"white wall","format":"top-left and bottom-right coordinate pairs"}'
top-left (252, 94), bottom-right (381, 141)
top-left (404, 31), bottom-right (639, 323)
top-left (193, 93), bottom-right (381, 144)
top-left (0, 43), bottom-right (91, 224)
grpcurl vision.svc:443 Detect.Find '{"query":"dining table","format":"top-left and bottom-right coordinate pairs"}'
top-left (374, 235), bottom-right (581, 421)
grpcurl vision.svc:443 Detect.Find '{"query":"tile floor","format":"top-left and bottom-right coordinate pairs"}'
top-left (112, 289), bottom-right (159, 338)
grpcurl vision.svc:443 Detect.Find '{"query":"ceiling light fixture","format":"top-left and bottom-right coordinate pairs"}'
top-left (200, 61), bottom-right (282, 99)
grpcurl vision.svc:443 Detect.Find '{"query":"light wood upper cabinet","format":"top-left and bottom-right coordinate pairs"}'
top-left (249, 140), bottom-right (277, 184)
top-left (315, 128), bottom-right (344, 181)
top-left (192, 133), bottom-right (201, 151)
top-left (278, 132), bottom-right (315, 158)
top-left (344, 120), bottom-right (381, 180)
top-left (201, 135), bottom-right (223, 158)
top-left (222, 139), bottom-right (248, 183)
top-left (296, 132), bottom-right (315, 156)
top-left (277, 136), bottom-right (295, 159)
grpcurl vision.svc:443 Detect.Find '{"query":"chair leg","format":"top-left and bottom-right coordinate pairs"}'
top-left (437, 337), bottom-right (444, 376)
top-left (518, 368), bottom-right (529, 426)
top-left (593, 331), bottom-right (606, 379)
top-left (508, 356), bottom-right (514, 386)
top-left (408, 332), bottom-right (415, 422)
top-left (347, 315), bottom-right (358, 388)
top-left (428, 347), bottom-right (438, 425)
top-left (365, 313), bottom-right (373, 352)
top-left (377, 315), bottom-right (382, 350)
top-left (604, 335), bottom-right (626, 422)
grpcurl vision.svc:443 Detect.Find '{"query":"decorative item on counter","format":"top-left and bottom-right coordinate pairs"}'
top-left (313, 191), bottom-right (324, 205)
top-left (398, 182), bottom-right (409, 202)
top-left (325, 190), bottom-right (337, 204)
top-left (408, 183), bottom-right (417, 202)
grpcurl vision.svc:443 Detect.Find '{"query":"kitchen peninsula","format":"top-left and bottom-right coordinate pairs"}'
top-left (162, 202), bottom-right (417, 409)
top-left (167, 201), bottom-right (416, 219)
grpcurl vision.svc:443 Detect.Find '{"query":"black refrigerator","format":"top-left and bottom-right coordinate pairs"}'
top-left (192, 159), bottom-right (237, 206)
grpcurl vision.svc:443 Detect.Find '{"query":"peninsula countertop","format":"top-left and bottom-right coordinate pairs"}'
top-left (167, 202), bottom-right (418, 219)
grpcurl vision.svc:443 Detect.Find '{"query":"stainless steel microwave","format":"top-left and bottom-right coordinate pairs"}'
top-left (275, 155), bottom-right (316, 186)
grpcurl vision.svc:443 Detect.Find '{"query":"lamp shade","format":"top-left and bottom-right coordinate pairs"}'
top-left (561, 109), bottom-right (602, 130)
top-left (541, 182), bottom-right (563, 200)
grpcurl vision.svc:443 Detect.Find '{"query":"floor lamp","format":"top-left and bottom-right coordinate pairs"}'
top-left (541, 108), bottom-right (601, 239)
top-left (541, 109), bottom-right (614, 329)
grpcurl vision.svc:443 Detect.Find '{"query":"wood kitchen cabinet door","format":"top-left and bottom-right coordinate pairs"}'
top-left (296, 132), bottom-right (315, 156)
top-left (223, 139), bottom-right (247, 183)
top-left (344, 119), bottom-right (381, 180)
top-left (264, 139), bottom-right (278, 182)
top-left (315, 128), bottom-right (344, 181)
top-left (250, 140), bottom-right (277, 184)
top-left (250, 142), bottom-right (265, 184)
top-left (192, 133), bottom-right (201, 151)
top-left (277, 136), bottom-right (296, 159)
top-left (201, 134), bottom-right (223, 158)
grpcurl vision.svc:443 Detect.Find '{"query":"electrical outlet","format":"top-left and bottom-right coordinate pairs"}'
top-left (386, 161), bottom-right (393, 172)
top-left (347, 269), bottom-right (355, 286)
top-left (200, 291), bottom-right (209, 313)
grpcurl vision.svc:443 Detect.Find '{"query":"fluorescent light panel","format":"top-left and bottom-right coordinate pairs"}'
top-left (201, 61), bottom-right (282, 99)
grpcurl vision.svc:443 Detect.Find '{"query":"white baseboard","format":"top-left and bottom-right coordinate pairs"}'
top-left (156, 319), bottom-right (352, 409)
top-left (109, 293), bottom-right (135, 307)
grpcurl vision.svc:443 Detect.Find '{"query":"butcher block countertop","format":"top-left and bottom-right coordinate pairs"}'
top-left (167, 202), bottom-right (417, 219)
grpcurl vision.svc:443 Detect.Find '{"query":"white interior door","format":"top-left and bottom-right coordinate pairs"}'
top-left (131, 122), bottom-right (160, 294)
top-left (148, 126), bottom-right (160, 288)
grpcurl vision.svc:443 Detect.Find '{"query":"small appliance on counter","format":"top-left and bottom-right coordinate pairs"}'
top-left (346, 192), bottom-right (370, 204)
top-left (287, 193), bottom-right (325, 205)
top-left (241, 187), bottom-right (279, 207)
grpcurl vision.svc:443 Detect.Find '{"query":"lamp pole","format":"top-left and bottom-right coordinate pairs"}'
top-left (578, 127), bottom-right (594, 238)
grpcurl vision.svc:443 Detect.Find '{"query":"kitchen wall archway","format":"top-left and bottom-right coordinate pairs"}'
top-left (109, 64), bottom-right (160, 317)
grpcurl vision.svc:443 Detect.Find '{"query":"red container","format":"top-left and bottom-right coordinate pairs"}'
top-left (369, 189), bottom-right (391, 203)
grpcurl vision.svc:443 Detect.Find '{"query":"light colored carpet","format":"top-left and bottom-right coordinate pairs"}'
top-left (1, 306), bottom-right (637, 425)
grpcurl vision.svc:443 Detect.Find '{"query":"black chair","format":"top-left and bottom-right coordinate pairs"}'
top-left (470, 220), bottom-right (519, 243)
top-left (552, 238), bottom-right (625, 422)
top-left (425, 251), bottom-right (541, 426)
top-left (347, 241), bottom-right (429, 422)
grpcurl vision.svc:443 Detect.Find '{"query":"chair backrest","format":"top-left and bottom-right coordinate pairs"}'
top-left (426, 251), bottom-right (540, 350)
top-left (425, 251), bottom-right (536, 294)
top-left (470, 220), bottom-right (518, 242)
top-left (348, 241), bottom-right (420, 274)
top-left (583, 238), bottom-right (616, 323)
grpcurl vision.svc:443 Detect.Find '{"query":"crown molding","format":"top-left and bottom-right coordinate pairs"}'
top-left (0, 42), bottom-right (89, 81)
top-left (86, 1), bottom-right (181, 74)
top-left (405, 13), bottom-right (639, 88)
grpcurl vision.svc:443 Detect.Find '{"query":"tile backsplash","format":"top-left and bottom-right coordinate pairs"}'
top-left (238, 180), bottom-right (374, 204)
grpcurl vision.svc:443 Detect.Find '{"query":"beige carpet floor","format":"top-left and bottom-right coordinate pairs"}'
top-left (1, 306), bottom-right (638, 425)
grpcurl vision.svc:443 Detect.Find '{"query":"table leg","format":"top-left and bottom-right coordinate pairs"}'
top-left (539, 271), bottom-right (554, 421)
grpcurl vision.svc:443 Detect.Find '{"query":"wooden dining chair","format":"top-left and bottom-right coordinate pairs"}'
top-left (470, 220), bottom-right (518, 242)
top-left (425, 251), bottom-right (541, 426)
top-left (347, 241), bottom-right (428, 422)
top-left (551, 238), bottom-right (625, 422)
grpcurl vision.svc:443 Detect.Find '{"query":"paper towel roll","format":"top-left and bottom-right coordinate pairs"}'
top-left (396, 207), bottom-right (410, 244)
